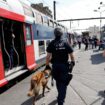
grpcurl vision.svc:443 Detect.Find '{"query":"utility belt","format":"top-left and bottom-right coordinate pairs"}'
top-left (52, 61), bottom-right (74, 72)
top-left (52, 61), bottom-right (75, 86)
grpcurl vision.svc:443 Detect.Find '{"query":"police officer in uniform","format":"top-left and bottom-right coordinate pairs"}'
top-left (46, 27), bottom-right (75, 105)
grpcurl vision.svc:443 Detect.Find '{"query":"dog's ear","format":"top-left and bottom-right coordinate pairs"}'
top-left (44, 65), bottom-right (51, 70)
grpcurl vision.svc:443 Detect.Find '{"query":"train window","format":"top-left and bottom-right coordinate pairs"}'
top-left (21, 3), bottom-right (33, 17)
top-left (38, 41), bottom-right (45, 55)
top-left (43, 16), bottom-right (49, 26)
top-left (49, 20), bottom-right (53, 27)
top-left (41, 16), bottom-right (43, 24)
top-left (37, 30), bottom-right (39, 36)
top-left (36, 13), bottom-right (43, 24)
top-left (2, 0), bottom-right (6, 1)
top-left (25, 24), bottom-right (32, 46)
top-left (58, 24), bottom-right (60, 27)
top-left (54, 22), bottom-right (57, 28)
top-left (0, 0), bottom-right (7, 3)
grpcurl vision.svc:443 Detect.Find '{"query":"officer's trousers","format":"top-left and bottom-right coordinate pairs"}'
top-left (52, 63), bottom-right (69, 105)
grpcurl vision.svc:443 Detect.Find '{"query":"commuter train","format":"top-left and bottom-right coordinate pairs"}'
top-left (0, 0), bottom-right (68, 87)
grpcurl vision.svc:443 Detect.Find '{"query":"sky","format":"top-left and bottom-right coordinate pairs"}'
top-left (25, 0), bottom-right (105, 33)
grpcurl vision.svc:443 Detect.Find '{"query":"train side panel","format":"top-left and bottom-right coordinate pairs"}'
top-left (32, 22), bottom-right (54, 67)
top-left (0, 49), bottom-right (8, 87)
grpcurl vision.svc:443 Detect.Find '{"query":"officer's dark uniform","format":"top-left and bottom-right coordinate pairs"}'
top-left (47, 38), bottom-right (73, 105)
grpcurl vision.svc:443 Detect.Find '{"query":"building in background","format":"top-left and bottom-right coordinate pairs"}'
top-left (88, 25), bottom-right (100, 39)
top-left (31, 3), bottom-right (52, 18)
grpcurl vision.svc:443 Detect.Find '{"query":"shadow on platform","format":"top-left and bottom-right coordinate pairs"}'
top-left (90, 90), bottom-right (105, 105)
top-left (21, 91), bottom-right (50, 105)
top-left (21, 97), bottom-right (33, 105)
top-left (21, 94), bottom-right (43, 105)
top-left (98, 90), bottom-right (105, 105)
top-left (90, 52), bottom-right (105, 64)
top-left (93, 49), bottom-right (99, 52)
top-left (48, 99), bottom-right (57, 105)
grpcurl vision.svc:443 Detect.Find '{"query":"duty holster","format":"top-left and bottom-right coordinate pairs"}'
top-left (65, 73), bottom-right (73, 86)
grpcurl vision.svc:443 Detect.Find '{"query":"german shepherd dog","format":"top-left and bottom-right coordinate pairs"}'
top-left (27, 65), bottom-right (51, 105)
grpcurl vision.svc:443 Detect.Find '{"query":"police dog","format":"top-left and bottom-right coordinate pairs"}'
top-left (27, 65), bottom-right (51, 105)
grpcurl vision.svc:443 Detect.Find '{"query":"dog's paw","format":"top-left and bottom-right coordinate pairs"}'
top-left (27, 91), bottom-right (33, 97)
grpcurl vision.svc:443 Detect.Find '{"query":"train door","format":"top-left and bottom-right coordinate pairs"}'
top-left (0, 20), bottom-right (7, 86)
top-left (0, 19), bottom-right (26, 76)
top-left (24, 23), bottom-right (36, 70)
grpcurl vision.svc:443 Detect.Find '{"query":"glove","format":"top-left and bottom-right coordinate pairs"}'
top-left (68, 61), bottom-right (75, 73)
top-left (70, 61), bottom-right (75, 67)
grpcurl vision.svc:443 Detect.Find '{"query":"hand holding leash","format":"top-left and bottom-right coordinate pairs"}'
top-left (68, 61), bottom-right (75, 73)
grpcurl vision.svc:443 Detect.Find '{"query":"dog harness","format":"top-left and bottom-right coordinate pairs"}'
top-left (44, 73), bottom-right (49, 79)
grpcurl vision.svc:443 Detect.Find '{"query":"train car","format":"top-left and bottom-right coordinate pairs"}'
top-left (0, 0), bottom-right (68, 88)
top-left (0, 0), bottom-right (37, 87)
top-left (19, 1), bottom-right (68, 69)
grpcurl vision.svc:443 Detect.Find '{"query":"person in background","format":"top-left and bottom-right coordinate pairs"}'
top-left (90, 37), bottom-right (96, 49)
top-left (103, 50), bottom-right (105, 57)
top-left (46, 27), bottom-right (75, 105)
top-left (94, 36), bottom-right (98, 48)
top-left (77, 36), bottom-right (82, 49)
top-left (84, 36), bottom-right (89, 50)
top-left (103, 39), bottom-right (105, 56)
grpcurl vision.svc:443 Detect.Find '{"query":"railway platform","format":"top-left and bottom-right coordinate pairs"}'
top-left (0, 45), bottom-right (105, 105)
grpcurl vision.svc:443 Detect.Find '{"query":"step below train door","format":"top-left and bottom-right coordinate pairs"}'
top-left (24, 23), bottom-right (37, 70)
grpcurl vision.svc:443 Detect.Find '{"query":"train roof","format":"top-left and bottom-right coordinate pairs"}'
top-left (19, 1), bottom-right (35, 24)
top-left (0, 0), bottom-right (68, 29)
top-left (0, 0), bottom-right (35, 23)
top-left (0, 0), bottom-right (24, 15)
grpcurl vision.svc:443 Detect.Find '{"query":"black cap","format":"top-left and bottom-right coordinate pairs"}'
top-left (54, 27), bottom-right (63, 39)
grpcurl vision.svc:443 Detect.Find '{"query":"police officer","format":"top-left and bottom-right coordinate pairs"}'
top-left (46, 27), bottom-right (75, 105)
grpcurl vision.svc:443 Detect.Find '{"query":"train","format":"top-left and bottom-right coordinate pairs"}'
top-left (0, 0), bottom-right (68, 88)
